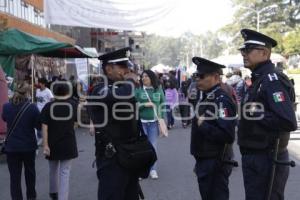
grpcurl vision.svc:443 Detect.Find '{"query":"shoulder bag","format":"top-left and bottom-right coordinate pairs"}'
top-left (116, 131), bottom-right (157, 178)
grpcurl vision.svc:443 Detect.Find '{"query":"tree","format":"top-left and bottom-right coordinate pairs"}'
top-left (220, 0), bottom-right (300, 54)
top-left (283, 27), bottom-right (300, 54)
top-left (143, 31), bottom-right (226, 69)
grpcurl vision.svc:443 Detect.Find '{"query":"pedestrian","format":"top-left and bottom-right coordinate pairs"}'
top-left (35, 77), bottom-right (54, 145)
top-left (237, 29), bottom-right (297, 200)
top-left (89, 47), bottom-right (142, 200)
top-left (190, 57), bottom-right (237, 200)
top-left (226, 69), bottom-right (246, 103)
top-left (0, 66), bottom-right (8, 143)
top-left (41, 81), bottom-right (78, 200)
top-left (135, 69), bottom-right (165, 179)
top-left (164, 80), bottom-right (178, 129)
top-left (178, 79), bottom-right (191, 128)
top-left (2, 83), bottom-right (40, 200)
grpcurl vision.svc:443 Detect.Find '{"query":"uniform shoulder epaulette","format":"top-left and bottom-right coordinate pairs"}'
top-left (267, 73), bottom-right (279, 81)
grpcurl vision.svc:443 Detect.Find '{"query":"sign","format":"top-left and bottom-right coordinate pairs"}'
top-left (75, 58), bottom-right (89, 92)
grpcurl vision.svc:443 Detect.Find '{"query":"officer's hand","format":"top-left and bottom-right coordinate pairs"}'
top-left (197, 115), bottom-right (205, 126)
top-left (43, 145), bottom-right (50, 156)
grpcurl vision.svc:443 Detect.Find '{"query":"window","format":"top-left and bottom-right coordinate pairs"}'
top-left (0, 0), bottom-right (6, 12)
top-left (34, 8), bottom-right (38, 24)
top-left (15, 0), bottom-right (21, 18)
top-left (21, 1), bottom-right (27, 20)
top-left (8, 0), bottom-right (13, 15)
top-left (28, 5), bottom-right (34, 23)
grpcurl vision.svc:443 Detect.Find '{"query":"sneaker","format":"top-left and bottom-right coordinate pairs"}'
top-left (150, 170), bottom-right (158, 179)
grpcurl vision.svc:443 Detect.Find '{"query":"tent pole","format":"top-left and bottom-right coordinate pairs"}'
top-left (87, 58), bottom-right (89, 89)
top-left (31, 55), bottom-right (34, 103)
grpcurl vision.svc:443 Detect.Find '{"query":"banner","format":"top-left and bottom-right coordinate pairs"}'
top-left (75, 58), bottom-right (89, 91)
top-left (44, 0), bottom-right (177, 31)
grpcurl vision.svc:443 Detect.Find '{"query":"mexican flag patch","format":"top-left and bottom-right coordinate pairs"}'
top-left (273, 92), bottom-right (285, 103)
top-left (219, 108), bottom-right (229, 118)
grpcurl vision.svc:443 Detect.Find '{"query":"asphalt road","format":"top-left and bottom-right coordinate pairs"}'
top-left (0, 123), bottom-right (300, 200)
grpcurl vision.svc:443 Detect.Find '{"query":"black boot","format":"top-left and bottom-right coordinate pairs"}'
top-left (49, 193), bottom-right (58, 200)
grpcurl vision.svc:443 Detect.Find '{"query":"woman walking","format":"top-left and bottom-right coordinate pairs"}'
top-left (41, 82), bottom-right (78, 200)
top-left (2, 83), bottom-right (40, 200)
top-left (164, 80), bottom-right (178, 129)
top-left (135, 70), bottom-right (165, 179)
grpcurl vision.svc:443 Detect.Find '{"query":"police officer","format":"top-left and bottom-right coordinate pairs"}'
top-left (237, 29), bottom-right (297, 200)
top-left (89, 47), bottom-right (140, 200)
top-left (190, 57), bottom-right (237, 200)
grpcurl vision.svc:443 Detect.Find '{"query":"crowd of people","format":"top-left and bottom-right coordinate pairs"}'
top-left (0, 28), bottom-right (297, 200)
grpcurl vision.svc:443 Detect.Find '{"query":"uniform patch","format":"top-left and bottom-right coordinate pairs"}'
top-left (268, 73), bottom-right (279, 81)
top-left (273, 92), bottom-right (285, 102)
top-left (219, 108), bottom-right (229, 118)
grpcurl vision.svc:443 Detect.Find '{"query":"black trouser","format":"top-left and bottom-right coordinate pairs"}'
top-left (194, 158), bottom-right (232, 200)
top-left (179, 104), bottom-right (190, 125)
top-left (96, 156), bottom-right (139, 200)
top-left (242, 150), bottom-right (289, 200)
top-left (6, 151), bottom-right (36, 200)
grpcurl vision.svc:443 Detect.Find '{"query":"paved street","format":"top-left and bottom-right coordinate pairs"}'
top-left (1, 123), bottom-right (300, 200)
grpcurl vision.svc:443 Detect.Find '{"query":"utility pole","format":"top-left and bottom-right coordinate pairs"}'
top-left (240, 4), bottom-right (278, 32)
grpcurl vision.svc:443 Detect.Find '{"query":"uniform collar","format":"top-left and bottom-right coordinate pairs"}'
top-left (203, 84), bottom-right (221, 99)
top-left (251, 60), bottom-right (275, 82)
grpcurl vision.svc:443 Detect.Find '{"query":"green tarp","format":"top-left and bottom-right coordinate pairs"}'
top-left (0, 28), bottom-right (98, 76)
top-left (0, 28), bottom-right (72, 56)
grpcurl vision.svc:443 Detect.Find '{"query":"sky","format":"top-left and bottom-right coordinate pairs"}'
top-left (145, 0), bottom-right (235, 37)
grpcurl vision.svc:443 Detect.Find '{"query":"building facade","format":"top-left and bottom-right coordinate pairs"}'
top-left (50, 25), bottom-right (146, 68)
top-left (0, 0), bottom-right (75, 44)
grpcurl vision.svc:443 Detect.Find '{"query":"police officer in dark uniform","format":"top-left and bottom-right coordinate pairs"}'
top-left (190, 57), bottom-right (237, 200)
top-left (88, 47), bottom-right (140, 200)
top-left (238, 29), bottom-right (297, 200)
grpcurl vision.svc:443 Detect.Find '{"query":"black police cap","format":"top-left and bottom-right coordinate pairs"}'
top-left (99, 47), bottom-right (132, 68)
top-left (192, 57), bottom-right (225, 75)
top-left (240, 29), bottom-right (277, 49)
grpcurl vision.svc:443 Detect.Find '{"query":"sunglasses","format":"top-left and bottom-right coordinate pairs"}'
top-left (193, 73), bottom-right (207, 79)
top-left (240, 47), bottom-right (265, 54)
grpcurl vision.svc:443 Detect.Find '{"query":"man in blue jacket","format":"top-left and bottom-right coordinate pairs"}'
top-left (238, 29), bottom-right (297, 200)
top-left (190, 57), bottom-right (237, 200)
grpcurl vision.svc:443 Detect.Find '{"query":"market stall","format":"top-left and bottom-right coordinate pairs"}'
top-left (0, 28), bottom-right (98, 98)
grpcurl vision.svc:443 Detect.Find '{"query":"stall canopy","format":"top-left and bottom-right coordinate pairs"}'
top-left (0, 28), bottom-right (98, 76)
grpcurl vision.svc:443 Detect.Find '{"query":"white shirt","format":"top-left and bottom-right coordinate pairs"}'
top-left (36, 88), bottom-right (54, 111)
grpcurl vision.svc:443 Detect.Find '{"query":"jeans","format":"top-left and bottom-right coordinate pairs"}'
top-left (49, 160), bottom-right (73, 200)
top-left (6, 151), bottom-right (36, 200)
top-left (166, 105), bottom-right (174, 126)
top-left (142, 121), bottom-right (159, 171)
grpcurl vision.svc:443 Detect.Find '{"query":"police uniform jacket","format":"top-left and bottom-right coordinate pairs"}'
top-left (89, 78), bottom-right (140, 156)
top-left (238, 60), bottom-right (297, 153)
top-left (191, 84), bottom-right (237, 159)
